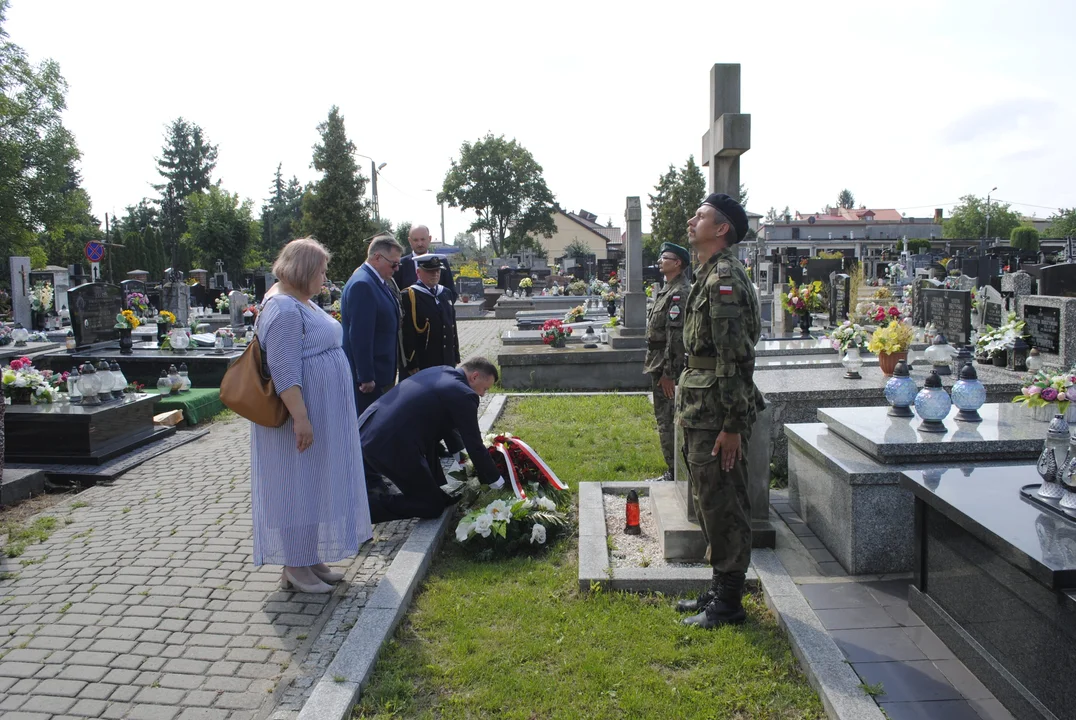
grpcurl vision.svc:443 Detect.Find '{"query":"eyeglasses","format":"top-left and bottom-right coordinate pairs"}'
top-left (376, 253), bottom-right (401, 269)
top-left (659, 255), bottom-right (680, 262)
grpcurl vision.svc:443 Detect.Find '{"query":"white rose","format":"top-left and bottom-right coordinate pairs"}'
top-left (13, 376), bottom-right (28, 387)
top-left (455, 522), bottom-right (473, 543)
top-left (473, 513), bottom-right (494, 538)
top-left (486, 499), bottom-right (511, 522)
top-left (530, 523), bottom-right (547, 545)
top-left (537, 497), bottom-right (556, 511)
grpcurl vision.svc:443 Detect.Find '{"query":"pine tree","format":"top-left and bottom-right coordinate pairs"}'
top-left (153, 118), bottom-right (218, 269)
top-left (301, 106), bottom-right (372, 279)
top-left (648, 156), bottom-right (706, 251)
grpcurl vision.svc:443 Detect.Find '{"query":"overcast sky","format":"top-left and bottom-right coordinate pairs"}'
top-left (7, 0), bottom-right (1075, 244)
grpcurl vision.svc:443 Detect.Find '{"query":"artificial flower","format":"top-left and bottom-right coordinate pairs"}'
top-left (530, 523), bottom-right (547, 545)
top-left (455, 522), bottom-right (473, 543)
top-left (486, 499), bottom-right (511, 522)
top-left (536, 497), bottom-right (557, 511)
top-left (1042, 387), bottom-right (1058, 402)
top-left (473, 513), bottom-right (494, 538)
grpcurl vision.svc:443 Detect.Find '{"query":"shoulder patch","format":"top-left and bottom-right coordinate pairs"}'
top-left (668, 304), bottom-right (681, 320)
top-left (716, 260), bottom-right (733, 277)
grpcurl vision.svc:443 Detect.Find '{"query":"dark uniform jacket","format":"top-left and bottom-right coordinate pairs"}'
top-left (644, 273), bottom-right (690, 378)
top-left (395, 255), bottom-right (457, 302)
top-left (402, 282), bottom-right (461, 375)
top-left (358, 366), bottom-right (501, 486)
top-left (677, 248), bottom-right (766, 433)
top-left (341, 263), bottom-right (400, 391)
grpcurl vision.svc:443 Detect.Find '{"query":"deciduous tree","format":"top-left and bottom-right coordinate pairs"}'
top-left (648, 156), bottom-right (705, 251)
top-left (943, 195), bottom-right (1022, 240)
top-left (1048, 208), bottom-right (1076, 238)
top-left (1010, 226), bottom-right (1040, 252)
top-left (184, 186), bottom-right (258, 277)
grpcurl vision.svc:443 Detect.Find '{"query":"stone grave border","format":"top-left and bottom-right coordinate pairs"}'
top-left (296, 394), bottom-right (507, 720)
top-left (578, 482), bottom-right (884, 720)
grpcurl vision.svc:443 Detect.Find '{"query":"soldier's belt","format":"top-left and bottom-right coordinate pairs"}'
top-left (686, 355), bottom-right (738, 376)
top-left (647, 340), bottom-right (666, 348)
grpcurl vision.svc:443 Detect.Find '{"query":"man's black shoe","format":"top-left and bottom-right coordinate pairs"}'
top-left (675, 588), bottom-right (716, 613)
top-left (682, 572), bottom-right (747, 628)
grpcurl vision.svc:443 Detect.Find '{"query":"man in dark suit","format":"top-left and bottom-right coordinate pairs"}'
top-left (359, 357), bottom-right (505, 523)
top-left (341, 233), bottom-right (405, 415)
top-left (394, 224), bottom-right (457, 302)
top-left (401, 254), bottom-right (460, 376)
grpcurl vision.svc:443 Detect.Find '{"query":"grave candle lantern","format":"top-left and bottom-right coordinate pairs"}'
top-left (841, 347), bottom-right (863, 379)
top-left (951, 345), bottom-right (973, 377)
top-left (914, 370), bottom-right (951, 433)
top-left (1036, 414), bottom-right (1069, 500)
top-left (925, 333), bottom-right (956, 375)
top-left (77, 362), bottom-right (101, 405)
top-left (11, 324), bottom-right (29, 347)
top-left (108, 361), bottom-right (126, 399)
top-left (67, 366), bottom-right (81, 404)
top-left (156, 370), bottom-right (171, 395)
top-left (179, 363), bottom-right (191, 392)
top-left (1026, 348), bottom-right (1043, 374)
top-left (1007, 336), bottom-right (1029, 373)
top-left (582, 325), bottom-right (598, 349)
top-left (884, 359), bottom-right (916, 417)
top-left (951, 362), bottom-right (986, 423)
top-left (95, 361), bottom-right (112, 400)
top-left (624, 489), bottom-right (641, 535)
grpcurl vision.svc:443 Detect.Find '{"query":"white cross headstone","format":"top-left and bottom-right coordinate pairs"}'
top-left (9, 257), bottom-right (31, 329)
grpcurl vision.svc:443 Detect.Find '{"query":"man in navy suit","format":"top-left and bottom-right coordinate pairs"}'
top-left (341, 233), bottom-right (405, 415)
top-left (359, 357), bottom-right (506, 523)
top-left (394, 224), bottom-right (457, 302)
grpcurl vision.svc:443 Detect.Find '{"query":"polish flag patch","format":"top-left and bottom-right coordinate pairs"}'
top-left (719, 285), bottom-right (734, 295)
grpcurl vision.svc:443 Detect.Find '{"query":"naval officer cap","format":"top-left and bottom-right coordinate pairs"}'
top-left (413, 253), bottom-right (445, 270)
top-left (701, 193), bottom-right (749, 243)
top-left (658, 242), bottom-right (690, 266)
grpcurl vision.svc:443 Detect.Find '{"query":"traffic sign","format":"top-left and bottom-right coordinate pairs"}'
top-left (85, 241), bottom-right (105, 262)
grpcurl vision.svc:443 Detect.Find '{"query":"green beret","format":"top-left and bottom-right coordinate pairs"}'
top-left (658, 242), bottom-right (690, 265)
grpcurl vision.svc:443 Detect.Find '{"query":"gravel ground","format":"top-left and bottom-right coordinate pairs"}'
top-left (603, 490), bottom-right (706, 569)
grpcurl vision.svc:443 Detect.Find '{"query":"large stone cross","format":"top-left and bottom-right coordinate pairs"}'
top-left (700, 63), bottom-right (751, 196)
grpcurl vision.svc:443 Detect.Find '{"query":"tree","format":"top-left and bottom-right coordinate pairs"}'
top-left (395, 221), bottom-right (412, 252)
top-left (907, 238), bottom-right (932, 254)
top-left (1010, 226), bottom-right (1041, 252)
top-left (737, 184), bottom-right (749, 208)
top-left (452, 231), bottom-right (480, 260)
top-left (648, 156), bottom-right (706, 250)
top-left (438, 134), bottom-right (557, 257)
top-left (153, 117), bottom-right (218, 249)
top-left (564, 239), bottom-right (592, 259)
top-left (0, 0), bottom-right (89, 266)
top-left (184, 186), bottom-right (258, 277)
top-left (942, 194), bottom-right (1022, 240)
top-left (1048, 208), bottom-right (1076, 238)
top-left (764, 206), bottom-right (791, 225)
top-left (838, 189), bottom-right (855, 209)
top-left (260, 164), bottom-right (302, 257)
top-left (301, 106), bottom-right (373, 279)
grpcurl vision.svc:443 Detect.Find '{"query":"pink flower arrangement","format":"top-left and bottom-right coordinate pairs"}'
top-left (1014, 371), bottom-right (1076, 412)
top-left (9, 356), bottom-right (31, 371)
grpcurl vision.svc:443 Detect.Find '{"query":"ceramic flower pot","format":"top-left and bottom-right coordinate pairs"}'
top-left (118, 328), bottom-right (133, 355)
top-left (552, 338), bottom-right (566, 349)
top-left (798, 313), bottom-right (811, 335)
top-left (6, 387), bottom-right (32, 405)
top-left (878, 351), bottom-right (908, 376)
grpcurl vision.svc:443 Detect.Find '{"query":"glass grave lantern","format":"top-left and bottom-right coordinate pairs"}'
top-left (841, 346), bottom-right (863, 379)
top-left (66, 366), bottom-right (81, 404)
top-left (951, 345), bottom-right (973, 377)
top-left (1037, 414), bottom-right (1069, 500)
top-left (169, 327), bottom-right (190, 353)
top-left (179, 363), bottom-right (191, 392)
top-left (884, 359), bottom-right (916, 417)
top-left (951, 362), bottom-right (986, 423)
top-left (168, 364), bottom-right (182, 395)
top-left (582, 325), bottom-right (598, 349)
top-left (156, 370), bottom-right (171, 395)
top-left (77, 361), bottom-right (101, 405)
top-left (925, 333), bottom-right (956, 375)
top-left (95, 361), bottom-right (112, 400)
top-left (1026, 348), bottom-right (1044, 374)
top-left (1007, 336), bottom-right (1029, 372)
top-left (914, 370), bottom-right (951, 433)
top-left (11, 323), bottom-right (29, 347)
top-left (108, 361), bottom-right (127, 399)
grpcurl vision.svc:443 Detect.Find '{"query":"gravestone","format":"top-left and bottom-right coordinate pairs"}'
top-left (120, 279), bottom-right (147, 311)
top-left (596, 259), bottom-right (618, 283)
top-left (1037, 264), bottom-right (1076, 298)
top-left (457, 278), bottom-right (484, 301)
top-left (805, 259), bottom-right (843, 285)
top-left (1002, 270), bottom-right (1033, 303)
top-left (38, 265), bottom-right (70, 317)
top-left (27, 271), bottom-right (55, 328)
top-left (9, 256), bottom-right (31, 328)
top-left (920, 288), bottom-right (971, 344)
top-left (982, 285), bottom-right (1004, 328)
top-left (1019, 296), bottom-right (1076, 369)
top-left (911, 280), bottom-right (925, 327)
top-left (228, 291), bottom-right (248, 328)
top-left (700, 63), bottom-right (750, 198)
top-left (618, 196), bottom-right (646, 335)
top-left (952, 274), bottom-right (976, 291)
top-left (161, 282), bottom-right (190, 327)
top-left (828, 272), bottom-right (850, 326)
top-left (189, 283), bottom-right (207, 310)
top-left (68, 282), bottom-right (122, 348)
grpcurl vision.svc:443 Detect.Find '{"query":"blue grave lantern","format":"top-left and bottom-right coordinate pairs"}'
top-left (951, 362), bottom-right (986, 423)
top-left (884, 359), bottom-right (916, 418)
top-left (915, 370), bottom-right (951, 433)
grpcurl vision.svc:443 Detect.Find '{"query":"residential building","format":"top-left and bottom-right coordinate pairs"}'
top-left (762, 206), bottom-right (942, 243)
top-left (532, 208), bottom-right (619, 261)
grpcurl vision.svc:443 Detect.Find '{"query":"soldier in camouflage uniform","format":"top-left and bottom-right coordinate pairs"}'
top-left (644, 242), bottom-right (691, 481)
top-left (675, 193), bottom-right (765, 629)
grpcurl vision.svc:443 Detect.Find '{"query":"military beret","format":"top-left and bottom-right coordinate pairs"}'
top-left (658, 242), bottom-right (690, 266)
top-left (413, 253), bottom-right (445, 270)
top-left (702, 193), bottom-right (749, 243)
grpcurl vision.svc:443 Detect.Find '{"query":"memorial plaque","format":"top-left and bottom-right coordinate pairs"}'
top-left (456, 278), bottom-right (484, 300)
top-left (1024, 305), bottom-right (1061, 354)
top-left (984, 301), bottom-right (1003, 328)
top-left (921, 288), bottom-right (971, 344)
top-left (68, 282), bottom-right (122, 348)
top-left (596, 259), bottom-right (618, 283)
top-left (829, 272), bottom-right (850, 326)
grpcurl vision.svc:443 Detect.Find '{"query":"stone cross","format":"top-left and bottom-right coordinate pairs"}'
top-left (215, 259), bottom-right (224, 275)
top-left (620, 197), bottom-right (647, 333)
top-left (700, 63), bottom-right (751, 196)
top-left (9, 256), bottom-right (31, 328)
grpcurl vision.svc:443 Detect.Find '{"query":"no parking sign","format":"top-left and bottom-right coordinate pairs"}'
top-left (85, 241), bottom-right (105, 262)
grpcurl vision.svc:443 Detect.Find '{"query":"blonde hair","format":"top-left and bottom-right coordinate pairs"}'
top-left (272, 237), bottom-right (331, 295)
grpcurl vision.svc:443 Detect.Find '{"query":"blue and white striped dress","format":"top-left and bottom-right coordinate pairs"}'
top-left (250, 295), bottom-right (372, 566)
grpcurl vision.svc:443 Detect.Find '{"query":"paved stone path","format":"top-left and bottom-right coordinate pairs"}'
top-left (457, 318), bottom-right (513, 364)
top-left (0, 418), bottom-right (413, 720)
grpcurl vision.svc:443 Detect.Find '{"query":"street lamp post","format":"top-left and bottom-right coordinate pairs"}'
top-left (356, 154), bottom-right (386, 225)
top-left (980, 186), bottom-right (996, 287)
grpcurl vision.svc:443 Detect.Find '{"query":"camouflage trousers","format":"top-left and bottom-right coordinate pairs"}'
top-left (682, 426), bottom-right (752, 573)
top-left (651, 373), bottom-right (676, 474)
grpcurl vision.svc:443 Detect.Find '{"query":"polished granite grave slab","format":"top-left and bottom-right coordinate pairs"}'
top-left (4, 393), bottom-right (173, 464)
top-left (0, 341), bottom-right (61, 360)
top-left (903, 464), bottom-right (1076, 720)
top-left (820, 403), bottom-right (1047, 464)
top-left (497, 344), bottom-right (649, 390)
top-left (37, 346), bottom-right (241, 387)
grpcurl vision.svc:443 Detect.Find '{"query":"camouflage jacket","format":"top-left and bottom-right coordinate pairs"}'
top-left (643, 273), bottom-right (690, 377)
top-left (677, 248), bottom-right (765, 433)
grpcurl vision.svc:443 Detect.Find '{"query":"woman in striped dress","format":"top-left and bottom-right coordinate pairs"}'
top-left (250, 237), bottom-right (372, 594)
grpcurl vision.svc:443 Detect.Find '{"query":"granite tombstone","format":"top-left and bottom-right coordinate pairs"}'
top-left (1037, 263), bottom-right (1076, 298)
top-left (921, 288), bottom-right (971, 344)
top-left (456, 278), bottom-right (484, 301)
top-left (982, 285), bottom-right (1005, 329)
top-left (68, 282), bottom-right (122, 348)
top-left (9, 256), bottom-right (32, 329)
top-left (828, 272), bottom-right (850, 326)
top-left (120, 279), bottom-right (147, 311)
top-left (1019, 296), bottom-right (1076, 369)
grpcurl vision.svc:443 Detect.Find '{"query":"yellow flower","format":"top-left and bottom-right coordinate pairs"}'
top-left (159, 310), bottom-right (176, 324)
top-left (867, 320), bottom-right (912, 355)
top-left (121, 309), bottom-right (141, 330)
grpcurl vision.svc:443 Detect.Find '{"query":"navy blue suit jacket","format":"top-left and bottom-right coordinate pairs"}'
top-left (341, 263), bottom-right (399, 391)
top-left (358, 366), bottom-right (500, 484)
top-left (394, 254), bottom-right (457, 302)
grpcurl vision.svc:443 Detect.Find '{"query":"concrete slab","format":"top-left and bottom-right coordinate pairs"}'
top-left (0, 467), bottom-right (46, 506)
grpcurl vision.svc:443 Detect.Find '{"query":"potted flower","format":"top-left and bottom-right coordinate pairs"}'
top-left (126, 291), bottom-right (150, 317)
top-left (2, 357), bottom-right (60, 405)
top-left (781, 280), bottom-right (827, 335)
top-left (114, 309), bottom-right (141, 355)
top-left (156, 310), bottom-right (176, 342)
top-left (975, 313), bottom-right (1025, 366)
top-left (602, 290), bottom-right (618, 316)
top-left (568, 280), bottom-right (587, 296)
top-left (868, 319), bottom-right (914, 375)
top-left (518, 277), bottom-right (534, 297)
top-left (1013, 371), bottom-right (1076, 422)
top-left (541, 319), bottom-right (572, 348)
top-left (215, 327), bottom-right (235, 349)
top-left (563, 305), bottom-right (585, 324)
top-left (29, 281), bottom-right (53, 330)
top-left (214, 295), bottom-right (230, 314)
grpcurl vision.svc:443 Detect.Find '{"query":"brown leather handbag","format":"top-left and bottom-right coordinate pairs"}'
top-left (219, 297), bottom-right (295, 427)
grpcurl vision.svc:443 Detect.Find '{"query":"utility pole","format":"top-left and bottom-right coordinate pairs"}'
top-left (370, 160), bottom-right (379, 225)
top-left (440, 201), bottom-right (445, 245)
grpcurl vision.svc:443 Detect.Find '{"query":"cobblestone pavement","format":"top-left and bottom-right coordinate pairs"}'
top-left (0, 418), bottom-right (413, 720)
top-left (457, 318), bottom-right (513, 365)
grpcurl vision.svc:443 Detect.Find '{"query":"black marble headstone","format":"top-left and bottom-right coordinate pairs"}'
top-left (596, 259), bottom-right (618, 283)
top-left (189, 283), bottom-right (207, 310)
top-left (456, 278), bottom-right (484, 300)
top-left (984, 300), bottom-right (1003, 328)
top-left (120, 279), bottom-right (147, 310)
top-left (1023, 305), bottom-right (1061, 354)
top-left (68, 282), bottom-right (122, 348)
top-left (829, 272), bottom-right (850, 326)
top-left (1037, 264), bottom-right (1076, 298)
top-left (921, 288), bottom-right (971, 344)
top-left (805, 259), bottom-right (843, 285)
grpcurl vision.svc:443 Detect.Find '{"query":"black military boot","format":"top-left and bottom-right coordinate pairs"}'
top-left (682, 572), bottom-right (747, 628)
top-left (675, 577), bottom-right (719, 613)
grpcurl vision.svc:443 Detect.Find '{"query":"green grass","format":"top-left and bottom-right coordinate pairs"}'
top-left (353, 396), bottom-right (824, 720)
top-left (1, 516), bottom-right (60, 558)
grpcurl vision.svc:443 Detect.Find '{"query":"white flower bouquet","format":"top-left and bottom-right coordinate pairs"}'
top-left (454, 493), bottom-right (568, 557)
